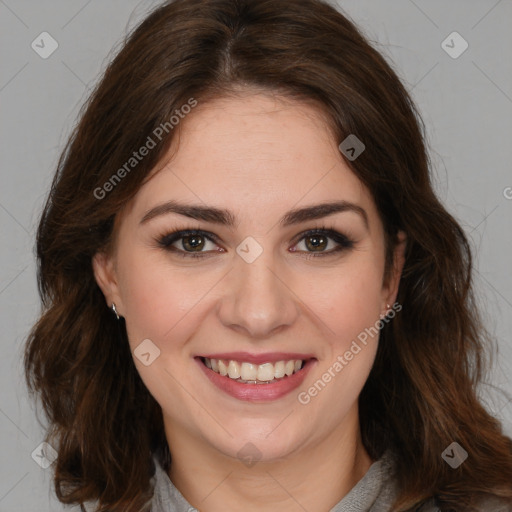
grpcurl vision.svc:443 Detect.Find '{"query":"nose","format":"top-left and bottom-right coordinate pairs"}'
top-left (216, 251), bottom-right (300, 339)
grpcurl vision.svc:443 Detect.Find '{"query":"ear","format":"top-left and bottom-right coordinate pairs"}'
top-left (92, 251), bottom-right (124, 315)
top-left (381, 230), bottom-right (407, 309)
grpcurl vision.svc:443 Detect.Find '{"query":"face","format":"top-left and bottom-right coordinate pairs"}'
top-left (94, 91), bottom-right (405, 465)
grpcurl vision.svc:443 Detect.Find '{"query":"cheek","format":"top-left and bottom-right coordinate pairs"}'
top-left (115, 249), bottom-right (209, 410)
top-left (116, 247), bottom-right (181, 345)
top-left (116, 247), bottom-right (220, 351)
top-left (296, 253), bottom-right (384, 348)
top-left (296, 262), bottom-right (383, 416)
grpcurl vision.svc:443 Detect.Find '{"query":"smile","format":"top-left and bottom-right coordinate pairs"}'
top-left (196, 353), bottom-right (316, 402)
top-left (203, 357), bottom-right (304, 384)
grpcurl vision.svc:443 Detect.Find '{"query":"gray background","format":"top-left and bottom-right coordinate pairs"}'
top-left (1, 0), bottom-right (511, 510)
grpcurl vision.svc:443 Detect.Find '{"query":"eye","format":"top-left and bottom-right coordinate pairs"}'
top-left (291, 228), bottom-right (354, 257)
top-left (156, 227), bottom-right (354, 259)
top-left (157, 229), bottom-right (223, 258)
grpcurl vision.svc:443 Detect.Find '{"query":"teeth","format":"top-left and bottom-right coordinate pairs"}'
top-left (203, 358), bottom-right (305, 383)
top-left (274, 361), bottom-right (285, 378)
top-left (240, 362), bottom-right (258, 381)
top-left (218, 360), bottom-right (227, 376)
top-left (257, 363), bottom-right (274, 381)
top-left (227, 360), bottom-right (240, 379)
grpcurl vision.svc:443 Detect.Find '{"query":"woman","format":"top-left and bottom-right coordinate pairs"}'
top-left (24, 0), bottom-right (512, 511)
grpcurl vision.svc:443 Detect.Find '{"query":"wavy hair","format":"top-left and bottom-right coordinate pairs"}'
top-left (24, 0), bottom-right (512, 510)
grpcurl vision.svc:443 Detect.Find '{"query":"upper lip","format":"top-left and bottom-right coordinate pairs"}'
top-left (198, 352), bottom-right (315, 365)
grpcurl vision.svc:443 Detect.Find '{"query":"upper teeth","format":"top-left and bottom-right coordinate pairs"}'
top-left (204, 358), bottom-right (304, 383)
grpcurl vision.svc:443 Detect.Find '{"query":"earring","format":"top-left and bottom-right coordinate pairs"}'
top-left (380, 303), bottom-right (391, 319)
top-left (111, 302), bottom-right (120, 320)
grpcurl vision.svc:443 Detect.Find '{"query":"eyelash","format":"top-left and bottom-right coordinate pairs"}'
top-left (156, 226), bottom-right (354, 260)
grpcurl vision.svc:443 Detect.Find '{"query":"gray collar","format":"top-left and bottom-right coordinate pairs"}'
top-left (149, 450), bottom-right (437, 512)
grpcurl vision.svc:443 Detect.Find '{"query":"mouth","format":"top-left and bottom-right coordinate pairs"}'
top-left (196, 353), bottom-right (316, 402)
top-left (201, 357), bottom-right (305, 384)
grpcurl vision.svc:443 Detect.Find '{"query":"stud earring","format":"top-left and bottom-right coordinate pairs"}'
top-left (380, 303), bottom-right (392, 319)
top-left (111, 302), bottom-right (120, 320)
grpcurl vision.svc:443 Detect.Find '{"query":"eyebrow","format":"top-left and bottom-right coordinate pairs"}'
top-left (140, 199), bottom-right (369, 230)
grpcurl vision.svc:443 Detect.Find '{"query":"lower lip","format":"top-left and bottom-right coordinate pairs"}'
top-left (196, 358), bottom-right (316, 402)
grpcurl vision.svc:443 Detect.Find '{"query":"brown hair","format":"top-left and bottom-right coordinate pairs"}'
top-left (24, 0), bottom-right (512, 510)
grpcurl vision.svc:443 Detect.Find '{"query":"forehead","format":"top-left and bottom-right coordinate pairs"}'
top-left (121, 93), bottom-right (379, 229)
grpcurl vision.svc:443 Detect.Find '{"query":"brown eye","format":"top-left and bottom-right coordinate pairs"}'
top-left (181, 234), bottom-right (206, 251)
top-left (157, 229), bottom-right (223, 258)
top-left (304, 234), bottom-right (328, 251)
top-left (291, 228), bottom-right (354, 257)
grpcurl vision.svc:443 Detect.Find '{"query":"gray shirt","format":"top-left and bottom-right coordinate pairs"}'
top-left (78, 450), bottom-right (510, 511)
top-left (149, 451), bottom-right (441, 512)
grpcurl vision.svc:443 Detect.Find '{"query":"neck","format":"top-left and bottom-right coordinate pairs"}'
top-left (165, 407), bottom-right (373, 512)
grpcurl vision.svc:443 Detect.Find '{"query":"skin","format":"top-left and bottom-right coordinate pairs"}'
top-left (93, 90), bottom-right (406, 512)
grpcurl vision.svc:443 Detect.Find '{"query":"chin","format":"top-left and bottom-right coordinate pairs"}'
top-left (213, 422), bottom-right (305, 463)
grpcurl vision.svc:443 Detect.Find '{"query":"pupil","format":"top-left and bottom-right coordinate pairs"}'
top-left (306, 235), bottom-right (326, 251)
top-left (183, 235), bottom-right (204, 251)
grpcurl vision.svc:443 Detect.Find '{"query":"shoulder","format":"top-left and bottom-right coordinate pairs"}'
top-left (379, 452), bottom-right (511, 512)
